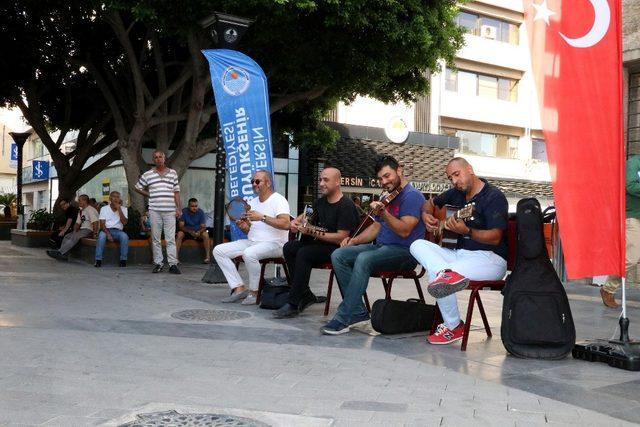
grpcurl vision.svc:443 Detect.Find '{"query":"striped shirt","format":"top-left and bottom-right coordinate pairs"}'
top-left (135, 168), bottom-right (180, 212)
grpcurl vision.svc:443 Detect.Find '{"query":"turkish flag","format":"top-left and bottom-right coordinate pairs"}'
top-left (523, 0), bottom-right (625, 279)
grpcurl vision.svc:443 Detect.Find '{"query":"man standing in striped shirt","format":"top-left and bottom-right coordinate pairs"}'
top-left (134, 150), bottom-right (182, 274)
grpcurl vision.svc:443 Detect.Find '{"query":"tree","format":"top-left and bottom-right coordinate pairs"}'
top-left (0, 1), bottom-right (121, 205)
top-left (2, 0), bottom-right (464, 211)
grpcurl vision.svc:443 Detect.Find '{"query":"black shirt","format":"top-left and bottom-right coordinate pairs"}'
top-left (310, 195), bottom-right (360, 245)
top-left (60, 206), bottom-right (79, 231)
top-left (433, 179), bottom-right (509, 260)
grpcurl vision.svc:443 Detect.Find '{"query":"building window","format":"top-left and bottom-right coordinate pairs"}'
top-left (37, 190), bottom-right (46, 209)
top-left (456, 11), bottom-right (519, 45)
top-left (532, 138), bottom-right (548, 161)
top-left (445, 68), bottom-right (518, 102)
top-left (441, 127), bottom-right (519, 159)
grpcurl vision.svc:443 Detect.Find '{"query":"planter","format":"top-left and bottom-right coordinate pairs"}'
top-left (70, 237), bottom-right (211, 265)
top-left (11, 229), bottom-right (51, 247)
top-left (0, 220), bottom-right (17, 241)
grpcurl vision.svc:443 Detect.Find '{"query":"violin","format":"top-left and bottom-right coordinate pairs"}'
top-left (350, 185), bottom-right (404, 237)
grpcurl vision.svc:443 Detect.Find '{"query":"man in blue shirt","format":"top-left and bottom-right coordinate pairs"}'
top-left (322, 155), bottom-right (426, 335)
top-left (410, 157), bottom-right (508, 345)
top-left (176, 198), bottom-right (210, 263)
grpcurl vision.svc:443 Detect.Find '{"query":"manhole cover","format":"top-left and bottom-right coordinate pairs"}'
top-left (119, 410), bottom-right (269, 426)
top-left (171, 309), bottom-right (251, 322)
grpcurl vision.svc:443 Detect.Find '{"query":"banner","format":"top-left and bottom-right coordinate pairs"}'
top-left (523, 0), bottom-right (625, 278)
top-left (202, 49), bottom-right (275, 240)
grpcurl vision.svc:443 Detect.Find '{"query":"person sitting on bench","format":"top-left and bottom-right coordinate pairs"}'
top-left (176, 198), bottom-right (210, 264)
top-left (94, 191), bottom-right (129, 268)
top-left (47, 194), bottom-right (99, 261)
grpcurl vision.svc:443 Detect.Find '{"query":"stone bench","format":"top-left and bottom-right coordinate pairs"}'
top-left (69, 237), bottom-right (211, 265)
top-left (11, 229), bottom-right (51, 247)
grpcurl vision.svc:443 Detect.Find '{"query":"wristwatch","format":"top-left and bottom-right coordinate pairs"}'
top-left (466, 227), bottom-right (473, 238)
top-left (261, 215), bottom-right (267, 222)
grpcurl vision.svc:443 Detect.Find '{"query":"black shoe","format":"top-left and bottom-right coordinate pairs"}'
top-left (273, 303), bottom-right (299, 319)
top-left (94, 260), bottom-right (102, 268)
top-left (168, 264), bottom-right (181, 274)
top-left (152, 264), bottom-right (163, 273)
top-left (298, 292), bottom-right (318, 313)
top-left (46, 250), bottom-right (68, 261)
top-left (119, 260), bottom-right (126, 267)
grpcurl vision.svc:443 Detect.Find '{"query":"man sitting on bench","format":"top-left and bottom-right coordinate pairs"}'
top-left (410, 157), bottom-right (508, 345)
top-left (95, 191), bottom-right (129, 267)
top-left (176, 198), bottom-right (210, 263)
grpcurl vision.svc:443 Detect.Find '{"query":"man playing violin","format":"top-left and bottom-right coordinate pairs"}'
top-left (273, 167), bottom-right (360, 319)
top-left (321, 155), bottom-right (426, 335)
top-left (410, 157), bottom-right (508, 345)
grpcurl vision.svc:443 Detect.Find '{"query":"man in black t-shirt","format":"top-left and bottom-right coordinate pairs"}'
top-left (274, 167), bottom-right (360, 319)
top-left (49, 198), bottom-right (79, 249)
top-left (410, 158), bottom-right (509, 345)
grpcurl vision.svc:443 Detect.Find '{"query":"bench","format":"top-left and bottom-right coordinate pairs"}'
top-left (69, 237), bottom-right (211, 265)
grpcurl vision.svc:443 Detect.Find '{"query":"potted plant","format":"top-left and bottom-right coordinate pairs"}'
top-left (26, 208), bottom-right (56, 231)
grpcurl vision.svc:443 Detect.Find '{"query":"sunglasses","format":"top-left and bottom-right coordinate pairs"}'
top-left (251, 179), bottom-right (262, 185)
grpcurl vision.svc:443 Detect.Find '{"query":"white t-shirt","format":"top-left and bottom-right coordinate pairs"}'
top-left (99, 205), bottom-right (129, 230)
top-left (77, 206), bottom-right (99, 231)
top-left (247, 192), bottom-right (290, 244)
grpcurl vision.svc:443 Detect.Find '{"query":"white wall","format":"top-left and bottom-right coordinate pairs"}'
top-left (337, 96), bottom-right (415, 131)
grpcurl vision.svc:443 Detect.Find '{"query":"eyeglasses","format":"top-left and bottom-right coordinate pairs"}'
top-left (251, 179), bottom-right (262, 185)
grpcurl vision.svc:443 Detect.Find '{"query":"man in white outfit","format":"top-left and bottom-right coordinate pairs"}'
top-left (213, 170), bottom-right (291, 305)
top-left (410, 158), bottom-right (508, 345)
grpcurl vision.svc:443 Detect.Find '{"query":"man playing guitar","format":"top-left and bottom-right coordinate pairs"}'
top-left (321, 155), bottom-right (426, 335)
top-left (410, 157), bottom-right (508, 345)
top-left (273, 167), bottom-right (360, 319)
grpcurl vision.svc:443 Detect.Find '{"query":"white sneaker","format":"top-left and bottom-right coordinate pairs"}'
top-left (241, 293), bottom-right (258, 305)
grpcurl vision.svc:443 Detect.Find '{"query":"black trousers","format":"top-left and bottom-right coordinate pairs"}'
top-left (283, 240), bottom-right (338, 305)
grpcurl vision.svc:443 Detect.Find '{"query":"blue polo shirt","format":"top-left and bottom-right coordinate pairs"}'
top-left (376, 184), bottom-right (425, 247)
top-left (181, 207), bottom-right (206, 232)
top-left (433, 179), bottom-right (508, 260)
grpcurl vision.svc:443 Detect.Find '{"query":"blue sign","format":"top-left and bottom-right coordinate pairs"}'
top-left (32, 160), bottom-right (49, 180)
top-left (202, 49), bottom-right (275, 240)
top-left (10, 144), bottom-right (17, 161)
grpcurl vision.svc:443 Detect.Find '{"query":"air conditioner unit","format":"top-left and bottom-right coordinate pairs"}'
top-left (481, 25), bottom-right (497, 40)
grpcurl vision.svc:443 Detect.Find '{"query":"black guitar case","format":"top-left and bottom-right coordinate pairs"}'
top-left (501, 198), bottom-right (576, 359)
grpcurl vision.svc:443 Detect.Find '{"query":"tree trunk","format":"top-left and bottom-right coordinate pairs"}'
top-left (119, 142), bottom-right (147, 214)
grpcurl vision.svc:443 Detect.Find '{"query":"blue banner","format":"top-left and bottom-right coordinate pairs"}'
top-left (202, 49), bottom-right (275, 240)
top-left (32, 160), bottom-right (49, 181)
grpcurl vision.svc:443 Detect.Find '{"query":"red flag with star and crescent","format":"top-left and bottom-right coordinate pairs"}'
top-left (523, 0), bottom-right (625, 279)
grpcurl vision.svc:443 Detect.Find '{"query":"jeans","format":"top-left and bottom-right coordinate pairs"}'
top-left (150, 210), bottom-right (177, 266)
top-left (95, 229), bottom-right (129, 261)
top-left (410, 239), bottom-right (507, 330)
top-left (213, 239), bottom-right (284, 291)
top-left (283, 240), bottom-right (337, 305)
top-left (331, 243), bottom-right (417, 325)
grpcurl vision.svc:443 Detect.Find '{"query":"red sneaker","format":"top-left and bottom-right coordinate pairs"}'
top-left (427, 322), bottom-right (465, 345)
top-left (427, 269), bottom-right (469, 299)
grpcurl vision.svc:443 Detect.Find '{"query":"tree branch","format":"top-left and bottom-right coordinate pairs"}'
top-left (269, 86), bottom-right (329, 114)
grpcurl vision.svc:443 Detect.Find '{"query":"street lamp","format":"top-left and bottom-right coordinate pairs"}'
top-left (9, 130), bottom-right (32, 229)
top-left (201, 12), bottom-right (254, 284)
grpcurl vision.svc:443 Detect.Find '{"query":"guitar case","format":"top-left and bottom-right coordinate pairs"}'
top-left (501, 198), bottom-right (576, 359)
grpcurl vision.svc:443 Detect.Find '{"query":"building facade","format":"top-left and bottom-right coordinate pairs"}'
top-left (308, 0), bottom-right (552, 213)
top-left (624, 0), bottom-right (640, 156)
top-left (0, 122), bottom-right (18, 195)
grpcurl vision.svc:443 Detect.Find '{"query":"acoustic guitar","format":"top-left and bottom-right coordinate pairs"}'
top-left (296, 204), bottom-right (328, 241)
top-left (433, 203), bottom-right (476, 249)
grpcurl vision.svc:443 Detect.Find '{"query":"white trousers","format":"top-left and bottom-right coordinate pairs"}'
top-left (410, 239), bottom-right (507, 330)
top-left (150, 210), bottom-right (177, 266)
top-left (213, 240), bottom-right (284, 291)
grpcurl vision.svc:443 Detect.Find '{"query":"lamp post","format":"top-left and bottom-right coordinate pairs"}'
top-left (9, 131), bottom-right (32, 229)
top-left (201, 12), bottom-right (254, 284)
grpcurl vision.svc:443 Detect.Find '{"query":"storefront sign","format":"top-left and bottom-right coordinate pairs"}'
top-left (340, 175), bottom-right (450, 194)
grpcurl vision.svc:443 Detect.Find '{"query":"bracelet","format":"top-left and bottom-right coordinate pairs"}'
top-left (466, 228), bottom-right (473, 238)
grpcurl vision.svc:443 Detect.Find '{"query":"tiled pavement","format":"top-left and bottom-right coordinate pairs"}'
top-left (0, 242), bottom-right (639, 426)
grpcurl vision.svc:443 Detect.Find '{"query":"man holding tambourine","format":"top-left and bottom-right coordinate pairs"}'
top-left (273, 167), bottom-right (360, 319)
top-left (212, 170), bottom-right (291, 305)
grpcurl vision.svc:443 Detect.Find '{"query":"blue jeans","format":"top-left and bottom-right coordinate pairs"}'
top-left (331, 243), bottom-right (417, 325)
top-left (95, 229), bottom-right (129, 261)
